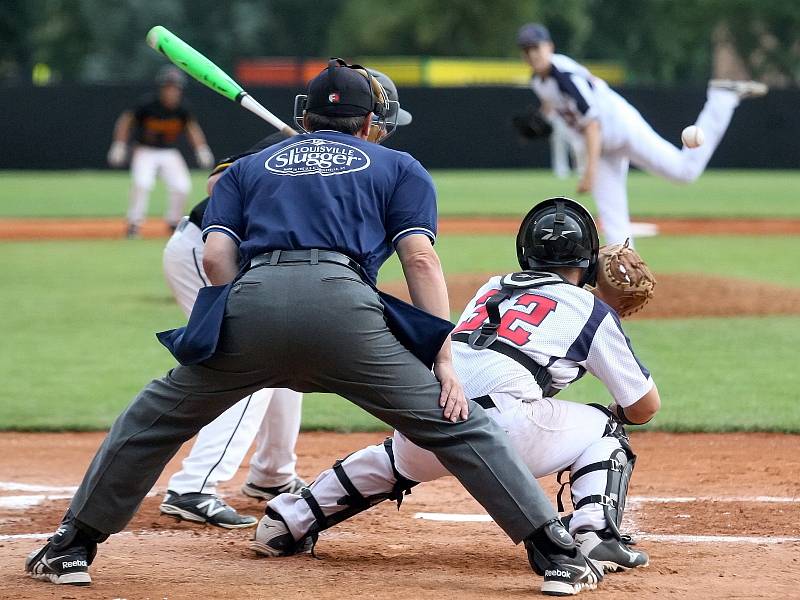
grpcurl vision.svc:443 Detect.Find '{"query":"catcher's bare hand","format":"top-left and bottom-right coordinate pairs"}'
top-left (433, 360), bottom-right (468, 422)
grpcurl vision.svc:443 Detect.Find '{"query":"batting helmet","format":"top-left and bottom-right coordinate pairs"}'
top-left (516, 197), bottom-right (600, 287)
top-left (156, 65), bottom-right (187, 88)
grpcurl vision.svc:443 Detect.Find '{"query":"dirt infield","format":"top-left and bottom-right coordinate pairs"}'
top-left (0, 431), bottom-right (798, 599)
top-left (2, 216), bottom-right (800, 240)
top-left (383, 272), bottom-right (800, 320)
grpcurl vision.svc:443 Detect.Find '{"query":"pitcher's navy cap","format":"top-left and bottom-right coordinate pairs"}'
top-left (517, 23), bottom-right (551, 48)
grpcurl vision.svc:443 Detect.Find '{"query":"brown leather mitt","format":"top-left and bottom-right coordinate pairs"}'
top-left (591, 240), bottom-right (656, 318)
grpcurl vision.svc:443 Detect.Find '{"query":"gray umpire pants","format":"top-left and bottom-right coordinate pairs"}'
top-left (69, 262), bottom-right (557, 543)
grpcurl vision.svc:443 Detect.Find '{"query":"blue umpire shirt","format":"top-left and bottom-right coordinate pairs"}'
top-left (202, 130), bottom-right (438, 284)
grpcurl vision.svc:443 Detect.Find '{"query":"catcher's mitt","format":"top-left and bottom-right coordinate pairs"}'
top-left (512, 105), bottom-right (553, 139)
top-left (590, 240), bottom-right (656, 318)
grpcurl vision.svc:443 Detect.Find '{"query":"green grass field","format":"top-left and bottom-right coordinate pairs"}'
top-left (2, 169), bottom-right (800, 219)
top-left (1, 170), bottom-right (799, 432)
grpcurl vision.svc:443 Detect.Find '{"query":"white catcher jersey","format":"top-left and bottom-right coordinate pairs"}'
top-left (530, 53), bottom-right (636, 151)
top-left (451, 274), bottom-right (653, 411)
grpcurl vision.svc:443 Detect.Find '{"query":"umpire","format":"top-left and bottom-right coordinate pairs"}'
top-left (26, 60), bottom-right (589, 591)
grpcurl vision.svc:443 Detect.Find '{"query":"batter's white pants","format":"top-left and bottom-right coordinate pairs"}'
top-left (127, 146), bottom-right (192, 228)
top-left (594, 88), bottom-right (740, 244)
top-left (271, 398), bottom-right (621, 540)
top-left (163, 220), bottom-right (303, 496)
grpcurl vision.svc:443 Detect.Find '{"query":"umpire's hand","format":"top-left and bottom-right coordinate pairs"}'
top-left (434, 360), bottom-right (468, 422)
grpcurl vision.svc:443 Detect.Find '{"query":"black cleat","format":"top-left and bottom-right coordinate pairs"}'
top-left (25, 539), bottom-right (94, 586)
top-left (525, 519), bottom-right (602, 596)
top-left (125, 223), bottom-right (140, 239)
top-left (575, 528), bottom-right (649, 572)
top-left (160, 491), bottom-right (258, 529)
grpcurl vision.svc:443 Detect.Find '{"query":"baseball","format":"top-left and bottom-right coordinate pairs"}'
top-left (681, 125), bottom-right (705, 148)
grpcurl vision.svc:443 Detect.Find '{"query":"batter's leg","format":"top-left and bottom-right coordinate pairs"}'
top-left (160, 149), bottom-right (192, 229)
top-left (165, 388), bottom-right (273, 496)
top-left (592, 151), bottom-right (632, 245)
top-left (245, 388), bottom-right (303, 490)
top-left (625, 88), bottom-right (739, 183)
top-left (127, 147), bottom-right (157, 230)
top-left (162, 221), bottom-right (207, 315)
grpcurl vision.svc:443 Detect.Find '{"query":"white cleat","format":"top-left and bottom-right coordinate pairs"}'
top-left (709, 79), bottom-right (768, 99)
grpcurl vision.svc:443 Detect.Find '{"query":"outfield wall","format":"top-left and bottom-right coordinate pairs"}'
top-left (1, 84), bottom-right (798, 170)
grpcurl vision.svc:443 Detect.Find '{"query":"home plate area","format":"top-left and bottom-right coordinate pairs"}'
top-left (0, 431), bottom-right (798, 599)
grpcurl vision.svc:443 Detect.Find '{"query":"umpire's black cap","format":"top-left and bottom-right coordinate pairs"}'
top-left (517, 23), bottom-right (551, 48)
top-left (306, 59), bottom-right (374, 117)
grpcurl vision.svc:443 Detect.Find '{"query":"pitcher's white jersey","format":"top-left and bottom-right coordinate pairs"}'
top-left (529, 53), bottom-right (744, 246)
top-left (530, 54), bottom-right (634, 152)
top-left (451, 275), bottom-right (653, 411)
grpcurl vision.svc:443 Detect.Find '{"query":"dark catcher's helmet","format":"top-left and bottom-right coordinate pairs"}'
top-left (516, 197), bottom-right (600, 287)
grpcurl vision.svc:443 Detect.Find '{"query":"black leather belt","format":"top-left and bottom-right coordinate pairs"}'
top-left (472, 395), bottom-right (496, 410)
top-left (249, 249), bottom-right (364, 278)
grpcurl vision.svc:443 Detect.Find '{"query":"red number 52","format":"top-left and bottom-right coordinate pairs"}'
top-left (453, 289), bottom-right (558, 346)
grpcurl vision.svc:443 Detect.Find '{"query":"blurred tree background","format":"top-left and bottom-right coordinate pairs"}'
top-left (1, 0), bottom-right (798, 85)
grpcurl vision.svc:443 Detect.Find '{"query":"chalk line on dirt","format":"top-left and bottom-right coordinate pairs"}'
top-left (0, 482), bottom-right (77, 493)
top-left (0, 494), bottom-right (73, 509)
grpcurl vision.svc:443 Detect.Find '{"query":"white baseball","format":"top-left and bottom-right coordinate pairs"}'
top-left (681, 125), bottom-right (705, 148)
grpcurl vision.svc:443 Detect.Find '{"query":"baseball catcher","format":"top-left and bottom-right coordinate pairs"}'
top-left (255, 197), bottom-right (661, 596)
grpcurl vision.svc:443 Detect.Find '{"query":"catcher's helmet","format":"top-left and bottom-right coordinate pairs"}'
top-left (516, 197), bottom-right (600, 287)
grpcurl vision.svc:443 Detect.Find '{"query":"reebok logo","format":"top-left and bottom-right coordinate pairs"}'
top-left (62, 559), bottom-right (87, 568)
top-left (545, 568), bottom-right (572, 579)
top-left (265, 139), bottom-right (370, 177)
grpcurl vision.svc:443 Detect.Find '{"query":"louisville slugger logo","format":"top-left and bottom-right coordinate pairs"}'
top-left (265, 139), bottom-right (370, 177)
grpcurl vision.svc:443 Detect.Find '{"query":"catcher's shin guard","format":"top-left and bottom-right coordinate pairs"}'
top-left (299, 438), bottom-right (418, 538)
top-left (557, 406), bottom-right (636, 540)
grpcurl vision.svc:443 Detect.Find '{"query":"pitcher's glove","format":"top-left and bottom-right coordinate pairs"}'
top-left (591, 239), bottom-right (656, 318)
top-left (512, 106), bottom-right (553, 139)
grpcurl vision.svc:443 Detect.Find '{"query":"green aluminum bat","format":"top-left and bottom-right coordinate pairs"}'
top-left (146, 25), bottom-right (296, 137)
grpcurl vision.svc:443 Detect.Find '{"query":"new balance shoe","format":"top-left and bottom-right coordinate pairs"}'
top-left (25, 539), bottom-right (95, 586)
top-left (241, 477), bottom-right (308, 501)
top-left (525, 519), bottom-right (602, 596)
top-left (709, 79), bottom-right (768, 99)
top-left (574, 528), bottom-right (649, 572)
top-left (251, 508), bottom-right (315, 557)
top-left (160, 491), bottom-right (258, 529)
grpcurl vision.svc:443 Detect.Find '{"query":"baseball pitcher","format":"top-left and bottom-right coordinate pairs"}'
top-left (517, 23), bottom-right (767, 245)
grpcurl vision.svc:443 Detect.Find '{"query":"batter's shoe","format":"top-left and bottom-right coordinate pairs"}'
top-left (25, 538), bottom-right (95, 586)
top-left (574, 528), bottom-right (649, 573)
top-left (525, 520), bottom-right (602, 596)
top-left (241, 477), bottom-right (308, 501)
top-left (709, 79), bottom-right (768, 99)
top-left (160, 491), bottom-right (258, 529)
top-left (251, 508), bottom-right (314, 557)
